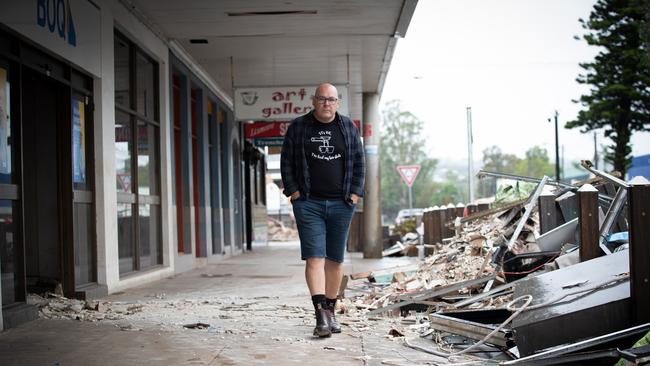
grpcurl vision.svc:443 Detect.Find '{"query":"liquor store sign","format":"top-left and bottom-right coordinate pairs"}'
top-left (234, 85), bottom-right (349, 121)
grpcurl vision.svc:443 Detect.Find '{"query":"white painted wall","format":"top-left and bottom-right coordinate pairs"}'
top-left (106, 0), bottom-right (175, 290)
top-left (0, 0), bottom-right (243, 299)
top-left (0, 0), bottom-right (102, 78)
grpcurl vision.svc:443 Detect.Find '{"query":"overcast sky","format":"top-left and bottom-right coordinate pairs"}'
top-left (381, 0), bottom-right (650, 174)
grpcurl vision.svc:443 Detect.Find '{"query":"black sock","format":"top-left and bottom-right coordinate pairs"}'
top-left (326, 297), bottom-right (337, 310)
top-left (311, 294), bottom-right (326, 311)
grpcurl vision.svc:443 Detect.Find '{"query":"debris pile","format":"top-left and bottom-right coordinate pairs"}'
top-left (343, 161), bottom-right (649, 364)
top-left (267, 217), bottom-right (298, 241)
top-left (342, 206), bottom-right (521, 317)
top-left (28, 293), bottom-right (142, 322)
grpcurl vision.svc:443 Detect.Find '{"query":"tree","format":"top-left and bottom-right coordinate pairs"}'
top-left (478, 146), bottom-right (555, 197)
top-left (380, 100), bottom-right (438, 221)
top-left (568, 0), bottom-right (650, 176)
top-left (514, 146), bottom-right (555, 178)
top-left (481, 146), bottom-right (520, 173)
top-left (431, 170), bottom-right (465, 205)
top-left (479, 146), bottom-right (521, 197)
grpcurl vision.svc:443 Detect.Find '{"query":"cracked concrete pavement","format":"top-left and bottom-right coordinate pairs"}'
top-left (0, 242), bottom-right (472, 365)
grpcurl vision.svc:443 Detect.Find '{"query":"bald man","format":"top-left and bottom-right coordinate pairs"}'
top-left (281, 83), bottom-right (365, 337)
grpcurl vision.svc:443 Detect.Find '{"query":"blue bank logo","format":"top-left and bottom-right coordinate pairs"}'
top-left (36, 0), bottom-right (77, 47)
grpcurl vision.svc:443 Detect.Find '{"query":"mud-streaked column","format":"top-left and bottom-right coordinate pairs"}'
top-left (361, 93), bottom-right (382, 258)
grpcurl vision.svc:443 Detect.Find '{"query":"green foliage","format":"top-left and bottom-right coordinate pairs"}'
top-left (482, 146), bottom-right (521, 174)
top-left (568, 0), bottom-right (650, 176)
top-left (514, 146), bottom-right (556, 178)
top-left (478, 145), bottom-right (555, 197)
top-left (392, 218), bottom-right (417, 236)
top-left (431, 169), bottom-right (466, 206)
top-left (495, 181), bottom-right (537, 204)
top-left (380, 100), bottom-right (438, 220)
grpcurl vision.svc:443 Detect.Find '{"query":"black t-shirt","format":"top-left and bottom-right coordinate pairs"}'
top-left (306, 119), bottom-right (345, 199)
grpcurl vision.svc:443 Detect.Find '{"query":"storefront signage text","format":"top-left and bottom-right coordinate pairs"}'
top-left (235, 85), bottom-right (349, 121)
top-left (37, 0), bottom-right (77, 47)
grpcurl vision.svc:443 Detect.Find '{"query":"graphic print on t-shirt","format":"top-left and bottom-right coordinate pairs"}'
top-left (310, 130), bottom-right (342, 161)
top-left (306, 120), bottom-right (345, 199)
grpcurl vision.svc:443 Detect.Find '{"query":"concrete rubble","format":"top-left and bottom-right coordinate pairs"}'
top-left (340, 164), bottom-right (649, 364)
top-left (267, 217), bottom-right (299, 241)
top-left (4, 163), bottom-right (647, 365)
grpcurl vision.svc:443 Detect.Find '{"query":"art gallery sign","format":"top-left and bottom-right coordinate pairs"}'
top-left (234, 85), bottom-right (349, 121)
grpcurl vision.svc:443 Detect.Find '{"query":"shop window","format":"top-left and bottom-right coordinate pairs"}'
top-left (114, 31), bottom-right (162, 274)
top-left (0, 61), bottom-right (20, 305)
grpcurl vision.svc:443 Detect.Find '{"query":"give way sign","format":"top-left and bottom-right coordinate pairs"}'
top-left (396, 165), bottom-right (420, 187)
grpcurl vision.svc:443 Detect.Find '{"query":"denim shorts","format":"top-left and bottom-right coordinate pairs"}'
top-left (292, 197), bottom-right (355, 263)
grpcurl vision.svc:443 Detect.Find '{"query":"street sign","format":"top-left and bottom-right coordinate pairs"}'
top-left (397, 165), bottom-right (420, 187)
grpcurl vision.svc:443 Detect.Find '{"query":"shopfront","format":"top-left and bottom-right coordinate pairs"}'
top-left (0, 25), bottom-right (97, 327)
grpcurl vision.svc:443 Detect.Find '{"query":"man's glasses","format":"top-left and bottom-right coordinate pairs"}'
top-left (314, 96), bottom-right (339, 104)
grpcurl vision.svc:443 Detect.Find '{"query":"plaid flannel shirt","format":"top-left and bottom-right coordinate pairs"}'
top-left (280, 111), bottom-right (365, 205)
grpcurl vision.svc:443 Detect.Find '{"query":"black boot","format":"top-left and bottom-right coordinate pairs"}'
top-left (313, 303), bottom-right (332, 337)
top-left (326, 303), bottom-right (341, 333)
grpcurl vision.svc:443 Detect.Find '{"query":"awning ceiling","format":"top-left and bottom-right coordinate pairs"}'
top-left (124, 0), bottom-right (417, 112)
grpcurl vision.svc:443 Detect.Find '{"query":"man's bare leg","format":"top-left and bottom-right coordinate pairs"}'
top-left (324, 259), bottom-right (343, 299)
top-left (305, 258), bottom-right (325, 295)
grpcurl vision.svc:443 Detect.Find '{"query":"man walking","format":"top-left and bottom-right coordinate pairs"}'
top-left (281, 83), bottom-right (365, 337)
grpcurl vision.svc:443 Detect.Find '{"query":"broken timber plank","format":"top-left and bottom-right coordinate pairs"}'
top-left (366, 274), bottom-right (496, 316)
top-left (350, 271), bottom-right (372, 280)
top-left (428, 312), bottom-right (512, 347)
top-left (459, 198), bottom-right (528, 225)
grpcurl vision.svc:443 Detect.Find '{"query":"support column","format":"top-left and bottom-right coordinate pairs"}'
top-left (362, 93), bottom-right (382, 258)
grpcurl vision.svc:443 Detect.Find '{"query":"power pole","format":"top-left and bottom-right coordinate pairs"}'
top-left (467, 107), bottom-right (475, 203)
top-left (593, 131), bottom-right (598, 169)
top-left (548, 111), bottom-right (560, 181)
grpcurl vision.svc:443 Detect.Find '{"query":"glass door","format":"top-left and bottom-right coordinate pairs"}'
top-left (72, 90), bottom-right (95, 287)
top-left (0, 58), bottom-right (22, 306)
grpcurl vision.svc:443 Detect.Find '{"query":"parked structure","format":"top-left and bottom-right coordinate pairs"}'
top-left (0, 0), bottom-right (417, 330)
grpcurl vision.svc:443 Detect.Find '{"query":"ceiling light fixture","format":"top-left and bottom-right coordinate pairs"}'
top-left (226, 10), bottom-right (317, 17)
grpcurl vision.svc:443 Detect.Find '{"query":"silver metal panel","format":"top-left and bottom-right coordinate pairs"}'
top-left (512, 250), bottom-right (631, 356)
top-left (536, 218), bottom-right (578, 252)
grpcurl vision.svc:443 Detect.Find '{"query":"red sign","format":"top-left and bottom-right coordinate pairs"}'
top-left (245, 120), bottom-right (362, 139)
top-left (396, 165), bottom-right (420, 187)
top-left (363, 124), bottom-right (372, 137)
top-left (245, 121), bottom-right (291, 138)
